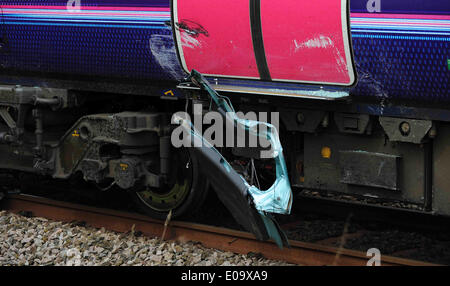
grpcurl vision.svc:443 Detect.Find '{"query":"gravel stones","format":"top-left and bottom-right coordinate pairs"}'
top-left (0, 211), bottom-right (293, 266)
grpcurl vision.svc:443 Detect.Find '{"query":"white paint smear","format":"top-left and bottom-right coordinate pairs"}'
top-left (294, 35), bottom-right (348, 75)
top-left (181, 32), bottom-right (201, 49)
top-left (294, 35), bottom-right (334, 52)
top-left (149, 34), bottom-right (185, 80)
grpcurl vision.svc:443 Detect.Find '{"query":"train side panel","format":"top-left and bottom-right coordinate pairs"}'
top-left (0, 1), bottom-right (448, 103)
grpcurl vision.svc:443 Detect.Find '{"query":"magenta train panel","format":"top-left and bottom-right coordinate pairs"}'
top-left (174, 0), bottom-right (259, 79)
top-left (173, 0), bottom-right (356, 86)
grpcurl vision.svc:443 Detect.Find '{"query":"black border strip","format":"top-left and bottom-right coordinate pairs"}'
top-left (249, 0), bottom-right (271, 81)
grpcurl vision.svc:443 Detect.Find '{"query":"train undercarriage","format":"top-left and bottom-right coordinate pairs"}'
top-left (1, 71), bottom-right (450, 245)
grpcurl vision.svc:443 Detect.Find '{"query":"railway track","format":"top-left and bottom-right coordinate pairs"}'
top-left (0, 194), bottom-right (438, 266)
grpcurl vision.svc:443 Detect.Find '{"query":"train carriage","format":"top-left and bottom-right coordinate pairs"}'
top-left (0, 0), bottom-right (449, 243)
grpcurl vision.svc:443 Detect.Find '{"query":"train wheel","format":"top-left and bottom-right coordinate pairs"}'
top-left (130, 147), bottom-right (208, 220)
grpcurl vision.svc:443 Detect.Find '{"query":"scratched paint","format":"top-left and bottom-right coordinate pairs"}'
top-left (149, 34), bottom-right (185, 80)
top-left (294, 36), bottom-right (335, 51)
top-left (174, 0), bottom-right (355, 85)
top-left (293, 35), bottom-right (348, 75)
top-left (261, 0), bottom-right (354, 85)
top-left (180, 32), bottom-right (201, 49)
top-left (174, 0), bottom-right (259, 79)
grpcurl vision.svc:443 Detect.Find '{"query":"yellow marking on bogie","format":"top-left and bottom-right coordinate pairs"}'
top-left (164, 90), bottom-right (175, 96)
top-left (321, 147), bottom-right (331, 159)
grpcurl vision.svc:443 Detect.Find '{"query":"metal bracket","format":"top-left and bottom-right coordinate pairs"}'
top-left (0, 107), bottom-right (16, 129)
top-left (379, 117), bottom-right (432, 144)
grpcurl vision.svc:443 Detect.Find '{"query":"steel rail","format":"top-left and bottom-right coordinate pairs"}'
top-left (0, 194), bottom-right (439, 266)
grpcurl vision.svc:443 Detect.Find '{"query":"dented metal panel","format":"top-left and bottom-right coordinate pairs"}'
top-left (173, 70), bottom-right (292, 247)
